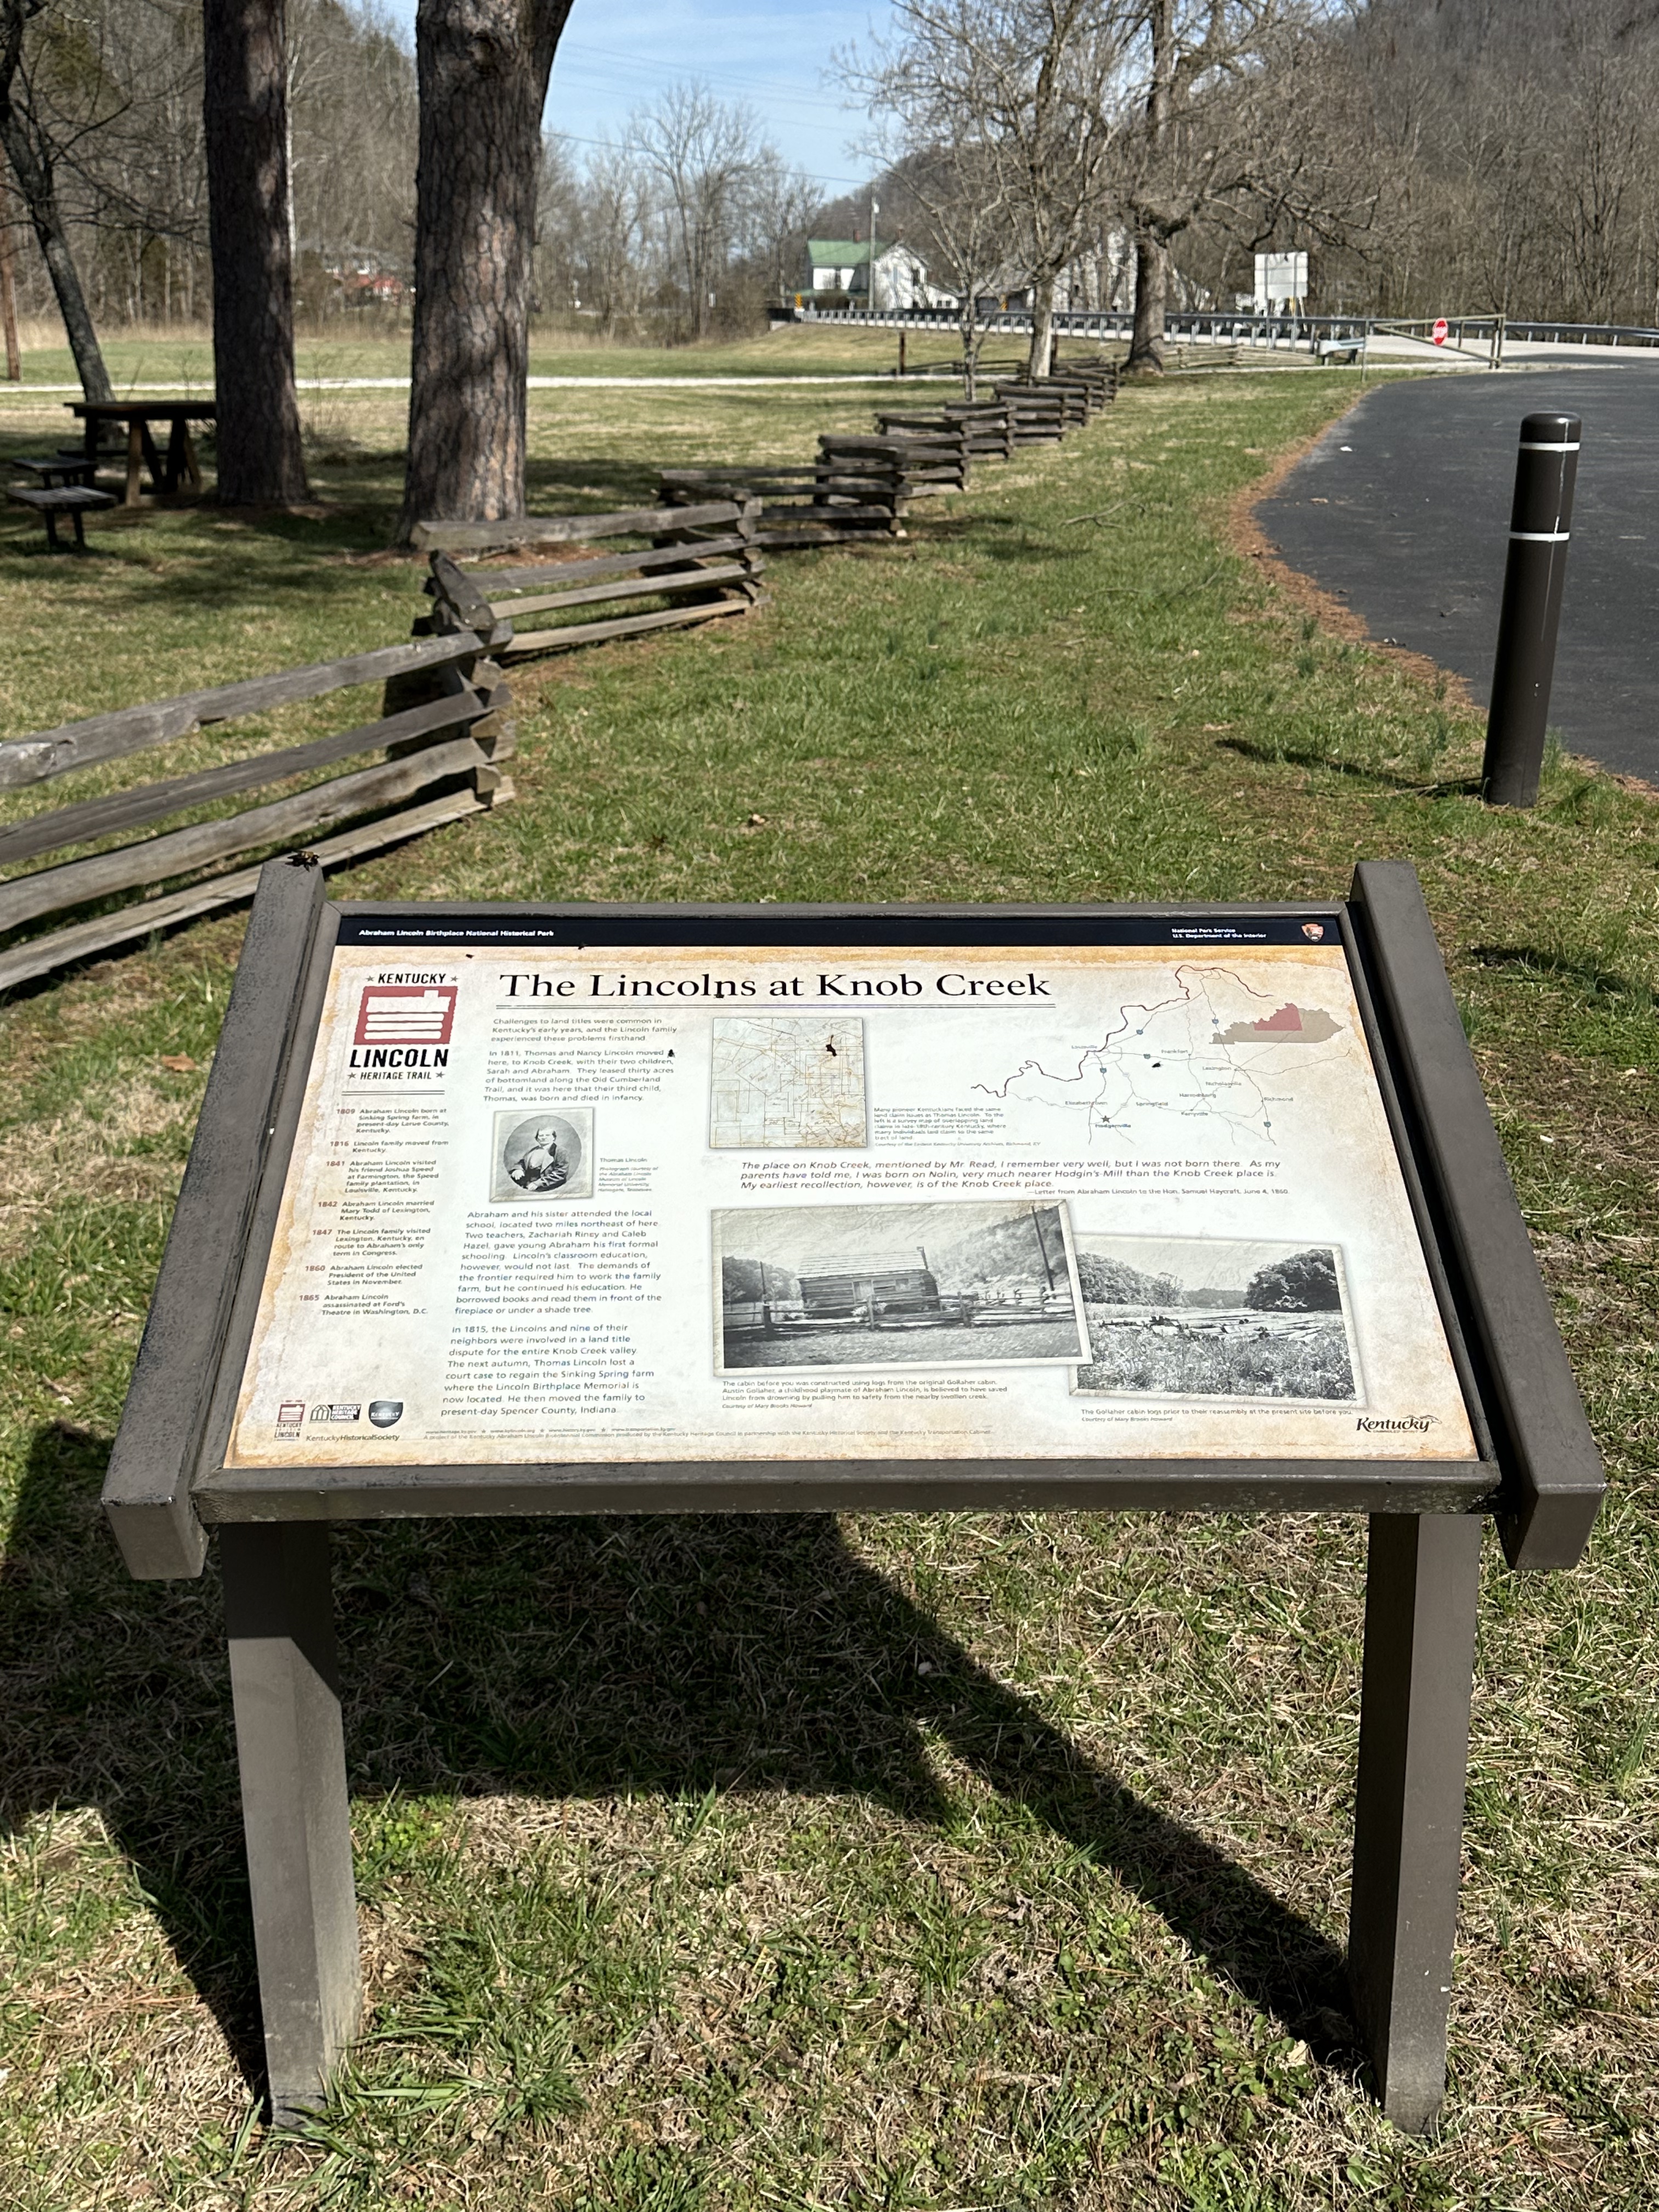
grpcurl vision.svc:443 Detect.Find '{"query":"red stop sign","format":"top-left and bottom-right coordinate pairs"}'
top-left (1432, 318), bottom-right (1449, 346)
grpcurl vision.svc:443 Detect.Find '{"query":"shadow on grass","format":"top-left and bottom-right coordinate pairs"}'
top-left (1, 1419), bottom-right (265, 2094)
top-left (2, 1422), bottom-right (1356, 2109)
top-left (1215, 734), bottom-right (1483, 799)
top-left (0, 455), bottom-right (721, 612)
top-left (1465, 944), bottom-right (1655, 1007)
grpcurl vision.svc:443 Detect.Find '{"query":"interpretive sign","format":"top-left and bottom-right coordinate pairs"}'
top-left (227, 922), bottom-right (1478, 1474)
top-left (102, 862), bottom-right (1606, 2141)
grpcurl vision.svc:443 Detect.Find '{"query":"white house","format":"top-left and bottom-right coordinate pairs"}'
top-left (804, 239), bottom-right (945, 309)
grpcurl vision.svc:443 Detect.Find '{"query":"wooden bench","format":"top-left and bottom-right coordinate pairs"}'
top-left (7, 483), bottom-right (117, 552)
top-left (11, 455), bottom-right (98, 487)
top-left (0, 631), bottom-right (514, 991)
top-left (415, 500), bottom-right (766, 660)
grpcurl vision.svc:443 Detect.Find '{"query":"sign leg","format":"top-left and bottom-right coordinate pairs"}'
top-left (1347, 1513), bottom-right (1482, 2132)
top-left (221, 1522), bottom-right (362, 2124)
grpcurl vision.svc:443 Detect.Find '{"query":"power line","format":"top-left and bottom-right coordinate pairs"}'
top-left (557, 37), bottom-right (858, 116)
top-left (543, 124), bottom-right (870, 193)
top-left (560, 42), bottom-right (858, 117)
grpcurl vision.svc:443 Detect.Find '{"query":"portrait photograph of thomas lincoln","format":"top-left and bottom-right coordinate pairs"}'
top-left (490, 1108), bottom-right (594, 1202)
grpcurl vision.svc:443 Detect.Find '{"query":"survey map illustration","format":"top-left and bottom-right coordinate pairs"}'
top-left (980, 963), bottom-right (1352, 1150)
top-left (709, 1014), bottom-right (868, 1149)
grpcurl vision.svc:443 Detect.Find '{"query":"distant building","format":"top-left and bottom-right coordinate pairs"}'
top-left (803, 238), bottom-right (941, 310)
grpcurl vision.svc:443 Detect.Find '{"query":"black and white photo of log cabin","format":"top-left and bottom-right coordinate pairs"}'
top-left (1072, 1235), bottom-right (1361, 1402)
top-left (715, 1199), bottom-right (1087, 1371)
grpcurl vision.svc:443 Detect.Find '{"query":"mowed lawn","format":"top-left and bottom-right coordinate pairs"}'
top-left (1, 356), bottom-right (1656, 2211)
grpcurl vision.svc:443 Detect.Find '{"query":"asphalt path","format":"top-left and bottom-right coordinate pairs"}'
top-left (1257, 367), bottom-right (1659, 783)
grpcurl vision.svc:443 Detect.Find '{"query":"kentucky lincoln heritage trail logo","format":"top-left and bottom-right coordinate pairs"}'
top-left (350, 981), bottom-right (458, 1070)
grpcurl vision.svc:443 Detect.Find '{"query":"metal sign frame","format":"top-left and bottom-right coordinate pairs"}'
top-left (101, 858), bottom-right (1604, 2135)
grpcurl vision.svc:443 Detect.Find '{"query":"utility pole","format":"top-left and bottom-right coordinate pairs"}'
top-left (867, 194), bottom-right (880, 315)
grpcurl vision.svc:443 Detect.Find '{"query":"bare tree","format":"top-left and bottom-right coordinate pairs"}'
top-left (744, 148), bottom-right (823, 303)
top-left (0, 145), bottom-right (21, 375)
top-left (0, 0), bottom-right (112, 397)
top-left (844, 0), bottom-right (1130, 380)
top-left (399, 0), bottom-right (574, 540)
top-left (568, 136), bottom-right (651, 334)
top-left (1119, 1), bottom-right (1377, 372)
top-left (204, 0), bottom-right (307, 502)
top-left (876, 142), bottom-right (1015, 394)
top-left (630, 83), bottom-right (763, 341)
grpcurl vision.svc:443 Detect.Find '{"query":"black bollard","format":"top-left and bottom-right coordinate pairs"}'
top-left (1482, 412), bottom-right (1581, 806)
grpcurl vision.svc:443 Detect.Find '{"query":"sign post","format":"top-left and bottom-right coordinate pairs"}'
top-left (104, 860), bottom-right (1603, 2132)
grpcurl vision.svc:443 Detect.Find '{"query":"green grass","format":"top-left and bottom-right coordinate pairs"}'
top-left (1, 359), bottom-right (1656, 2209)
top-left (1077, 1312), bottom-right (1358, 1401)
top-left (0, 319), bottom-right (998, 393)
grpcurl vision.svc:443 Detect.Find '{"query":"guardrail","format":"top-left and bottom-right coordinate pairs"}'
top-left (805, 304), bottom-right (1659, 356)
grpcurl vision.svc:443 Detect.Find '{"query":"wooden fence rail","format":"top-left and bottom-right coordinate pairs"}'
top-left (0, 631), bottom-right (513, 992)
top-left (3, 352), bottom-right (1119, 992)
top-left (418, 500), bottom-right (766, 661)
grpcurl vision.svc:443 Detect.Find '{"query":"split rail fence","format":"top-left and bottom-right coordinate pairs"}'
top-left (0, 634), bottom-right (514, 992)
top-left (414, 500), bottom-right (766, 658)
top-left (2, 353), bottom-right (1115, 991)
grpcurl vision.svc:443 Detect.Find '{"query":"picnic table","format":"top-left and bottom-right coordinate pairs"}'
top-left (69, 398), bottom-right (216, 507)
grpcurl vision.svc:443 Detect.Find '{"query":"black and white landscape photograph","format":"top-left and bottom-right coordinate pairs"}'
top-left (716, 1199), bottom-right (1086, 1370)
top-left (1073, 1234), bottom-right (1361, 1401)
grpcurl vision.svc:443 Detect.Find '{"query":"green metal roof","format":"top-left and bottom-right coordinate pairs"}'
top-left (807, 239), bottom-right (882, 264)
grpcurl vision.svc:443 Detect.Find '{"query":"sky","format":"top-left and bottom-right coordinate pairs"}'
top-left (716, 1201), bottom-right (1050, 1275)
top-left (377, 0), bottom-right (891, 198)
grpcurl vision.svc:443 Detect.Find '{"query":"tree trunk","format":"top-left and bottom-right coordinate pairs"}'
top-left (0, 151), bottom-right (20, 381)
top-left (959, 305), bottom-right (983, 400)
top-left (399, 0), bottom-right (574, 541)
top-left (0, 111), bottom-right (114, 401)
top-left (1025, 272), bottom-right (1056, 380)
top-left (1125, 0), bottom-right (1172, 378)
top-left (1127, 233), bottom-right (1169, 374)
top-left (203, 0), bottom-right (308, 503)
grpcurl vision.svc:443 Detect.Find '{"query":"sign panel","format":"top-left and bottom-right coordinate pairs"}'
top-left (1254, 250), bottom-right (1307, 310)
top-left (225, 920), bottom-right (1479, 1471)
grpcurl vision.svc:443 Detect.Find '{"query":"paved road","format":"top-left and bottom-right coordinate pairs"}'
top-left (1257, 368), bottom-right (1659, 783)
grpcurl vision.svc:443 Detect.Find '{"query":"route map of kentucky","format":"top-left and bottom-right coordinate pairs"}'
top-left (978, 963), bottom-right (1347, 1149)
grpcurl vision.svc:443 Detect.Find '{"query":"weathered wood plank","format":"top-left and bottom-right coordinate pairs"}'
top-left (0, 691), bottom-right (487, 870)
top-left (753, 524), bottom-right (905, 549)
top-left (495, 596), bottom-right (753, 660)
top-left (411, 503), bottom-right (741, 552)
top-left (487, 561), bottom-right (754, 622)
top-left (0, 632), bottom-right (486, 792)
top-left (0, 789), bottom-right (492, 997)
top-left (665, 473), bottom-right (909, 496)
top-left (101, 858), bottom-right (325, 1578)
top-left (455, 535), bottom-right (753, 592)
top-left (425, 554), bottom-right (514, 648)
top-left (7, 485), bottom-right (116, 514)
top-left (0, 736), bottom-right (485, 933)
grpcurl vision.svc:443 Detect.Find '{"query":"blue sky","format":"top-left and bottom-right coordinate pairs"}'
top-left (376, 0), bottom-right (890, 194)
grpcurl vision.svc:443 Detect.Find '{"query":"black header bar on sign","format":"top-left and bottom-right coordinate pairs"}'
top-left (334, 901), bottom-right (1346, 951)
